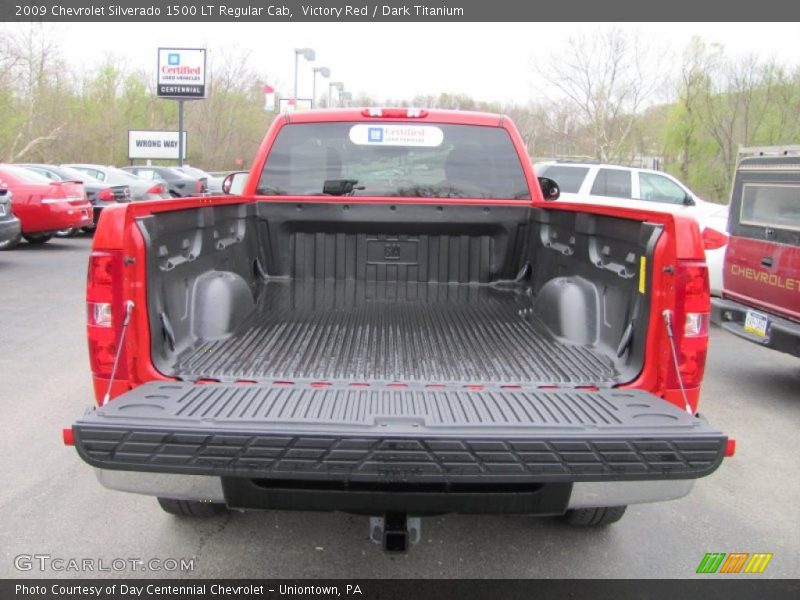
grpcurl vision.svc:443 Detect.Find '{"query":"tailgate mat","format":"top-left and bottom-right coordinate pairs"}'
top-left (73, 382), bottom-right (727, 483)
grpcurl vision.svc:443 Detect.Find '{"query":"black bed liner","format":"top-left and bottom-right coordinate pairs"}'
top-left (172, 280), bottom-right (617, 386)
top-left (73, 381), bottom-right (727, 483)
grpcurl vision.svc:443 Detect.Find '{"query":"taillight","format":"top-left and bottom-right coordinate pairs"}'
top-left (701, 227), bottom-right (728, 250)
top-left (86, 250), bottom-right (127, 381)
top-left (666, 261), bottom-right (710, 391)
top-left (148, 184), bottom-right (165, 194)
top-left (97, 188), bottom-right (115, 202)
top-left (194, 180), bottom-right (203, 193)
top-left (361, 107), bottom-right (428, 118)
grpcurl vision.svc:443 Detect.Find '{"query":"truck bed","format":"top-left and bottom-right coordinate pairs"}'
top-left (141, 202), bottom-right (659, 389)
top-left (172, 280), bottom-right (617, 386)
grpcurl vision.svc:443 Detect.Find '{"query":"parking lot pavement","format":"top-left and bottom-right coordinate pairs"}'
top-left (0, 236), bottom-right (798, 579)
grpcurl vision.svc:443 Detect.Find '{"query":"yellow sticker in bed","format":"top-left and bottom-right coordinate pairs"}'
top-left (639, 256), bottom-right (647, 294)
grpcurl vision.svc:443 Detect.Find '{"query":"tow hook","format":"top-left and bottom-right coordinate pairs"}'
top-left (369, 513), bottom-right (421, 553)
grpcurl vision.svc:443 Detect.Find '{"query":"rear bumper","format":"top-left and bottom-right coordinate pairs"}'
top-left (0, 216), bottom-right (22, 243)
top-left (94, 469), bottom-right (694, 513)
top-left (24, 204), bottom-right (93, 233)
top-left (72, 382), bottom-right (725, 513)
top-left (712, 297), bottom-right (800, 358)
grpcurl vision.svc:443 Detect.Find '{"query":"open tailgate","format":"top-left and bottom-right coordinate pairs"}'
top-left (72, 382), bottom-right (727, 483)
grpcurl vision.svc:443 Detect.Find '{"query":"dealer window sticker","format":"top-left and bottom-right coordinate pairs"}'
top-left (349, 124), bottom-right (444, 147)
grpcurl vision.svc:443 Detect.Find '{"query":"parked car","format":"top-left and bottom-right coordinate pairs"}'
top-left (0, 181), bottom-right (22, 250)
top-left (62, 164), bottom-right (170, 201)
top-left (0, 164), bottom-right (92, 245)
top-left (67, 108), bottom-right (731, 552)
top-left (535, 161), bottom-right (730, 294)
top-left (17, 164), bottom-right (132, 233)
top-left (712, 146), bottom-right (800, 358)
top-left (174, 165), bottom-right (223, 194)
top-left (121, 165), bottom-right (207, 197)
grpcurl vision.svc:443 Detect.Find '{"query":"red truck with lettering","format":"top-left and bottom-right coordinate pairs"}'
top-left (712, 147), bottom-right (800, 358)
top-left (66, 109), bottom-right (732, 552)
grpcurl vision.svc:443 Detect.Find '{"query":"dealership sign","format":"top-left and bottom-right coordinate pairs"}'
top-left (157, 48), bottom-right (207, 98)
top-left (128, 130), bottom-right (188, 160)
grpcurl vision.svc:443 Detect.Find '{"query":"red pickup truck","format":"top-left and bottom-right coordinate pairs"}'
top-left (712, 147), bottom-right (800, 358)
top-left (68, 109), bottom-right (731, 552)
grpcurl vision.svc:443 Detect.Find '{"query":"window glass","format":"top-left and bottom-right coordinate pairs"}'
top-left (72, 168), bottom-right (104, 181)
top-left (740, 184), bottom-right (800, 232)
top-left (60, 166), bottom-right (99, 182)
top-left (164, 168), bottom-right (191, 180)
top-left (106, 167), bottom-right (139, 181)
top-left (536, 165), bottom-right (589, 193)
top-left (638, 172), bottom-right (687, 205)
top-left (260, 122), bottom-right (530, 199)
top-left (27, 167), bottom-right (58, 180)
top-left (1, 165), bottom-right (52, 184)
top-left (590, 168), bottom-right (632, 198)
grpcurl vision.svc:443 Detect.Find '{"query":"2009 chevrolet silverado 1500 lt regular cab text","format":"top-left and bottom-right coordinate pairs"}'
top-left (67, 108), bottom-right (731, 552)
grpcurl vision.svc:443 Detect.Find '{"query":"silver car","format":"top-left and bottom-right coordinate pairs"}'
top-left (62, 164), bottom-right (171, 201)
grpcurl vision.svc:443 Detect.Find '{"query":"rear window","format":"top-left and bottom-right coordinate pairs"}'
top-left (536, 165), bottom-right (589, 193)
top-left (2, 165), bottom-right (52, 184)
top-left (105, 168), bottom-right (141, 182)
top-left (259, 122), bottom-right (530, 199)
top-left (168, 168), bottom-right (195, 180)
top-left (60, 166), bottom-right (99, 182)
top-left (741, 184), bottom-right (800, 232)
top-left (181, 166), bottom-right (209, 178)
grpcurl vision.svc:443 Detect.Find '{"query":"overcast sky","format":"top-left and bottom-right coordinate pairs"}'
top-left (19, 22), bottom-right (800, 104)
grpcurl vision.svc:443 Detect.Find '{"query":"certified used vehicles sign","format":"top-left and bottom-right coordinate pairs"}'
top-left (349, 124), bottom-right (444, 147)
top-left (157, 47), bottom-right (207, 99)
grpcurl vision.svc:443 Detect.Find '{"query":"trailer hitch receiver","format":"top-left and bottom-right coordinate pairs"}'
top-left (370, 513), bottom-right (421, 553)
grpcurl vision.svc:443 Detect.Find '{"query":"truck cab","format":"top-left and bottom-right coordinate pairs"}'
top-left (712, 147), bottom-right (800, 358)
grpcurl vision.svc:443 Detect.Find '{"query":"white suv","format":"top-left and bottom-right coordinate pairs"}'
top-left (535, 161), bottom-right (730, 294)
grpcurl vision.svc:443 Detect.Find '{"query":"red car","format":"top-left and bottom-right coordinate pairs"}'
top-left (712, 147), bottom-right (800, 357)
top-left (0, 164), bottom-right (93, 245)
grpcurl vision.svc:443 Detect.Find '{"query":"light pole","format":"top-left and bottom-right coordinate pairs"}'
top-left (328, 81), bottom-right (344, 107)
top-left (311, 67), bottom-right (330, 108)
top-left (293, 48), bottom-right (315, 101)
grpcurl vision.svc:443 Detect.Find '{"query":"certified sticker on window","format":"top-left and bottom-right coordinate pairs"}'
top-left (349, 124), bottom-right (444, 147)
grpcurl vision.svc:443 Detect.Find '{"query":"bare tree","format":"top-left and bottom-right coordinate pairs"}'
top-left (699, 53), bottom-right (780, 196)
top-left (538, 27), bottom-right (666, 162)
top-left (669, 37), bottom-right (720, 182)
top-left (186, 48), bottom-right (277, 169)
top-left (1, 24), bottom-right (68, 162)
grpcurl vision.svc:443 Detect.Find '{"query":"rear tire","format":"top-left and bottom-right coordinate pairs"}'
top-left (157, 497), bottom-right (227, 518)
top-left (23, 233), bottom-right (53, 244)
top-left (0, 232), bottom-right (21, 250)
top-left (561, 505), bottom-right (627, 526)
